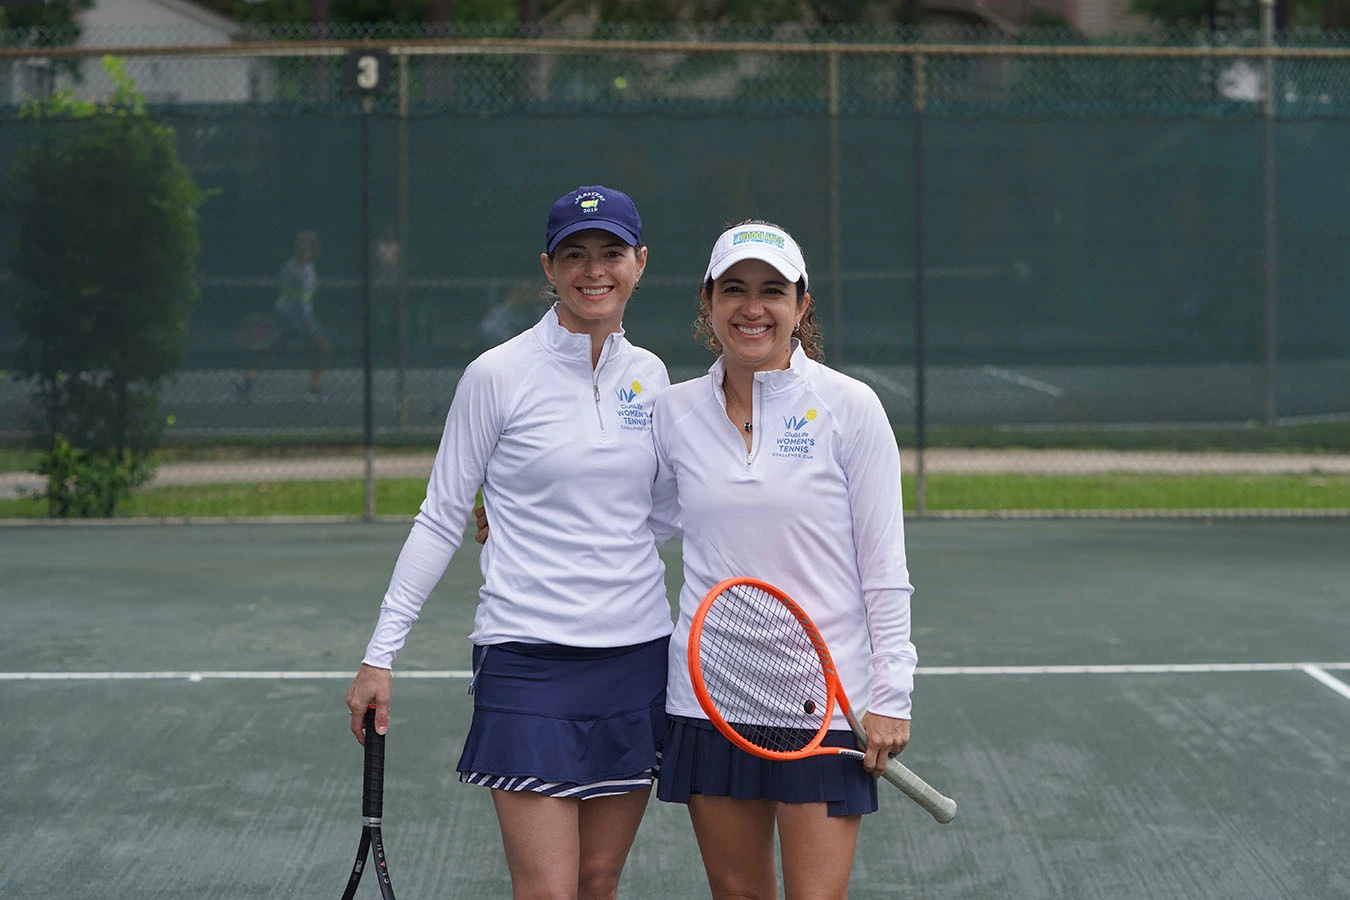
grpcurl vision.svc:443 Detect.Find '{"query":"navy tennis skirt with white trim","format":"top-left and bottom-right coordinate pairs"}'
top-left (457, 637), bottom-right (668, 800)
top-left (656, 715), bottom-right (879, 817)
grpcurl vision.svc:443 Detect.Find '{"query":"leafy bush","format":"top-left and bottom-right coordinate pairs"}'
top-left (5, 57), bottom-right (206, 517)
top-left (30, 432), bottom-right (155, 518)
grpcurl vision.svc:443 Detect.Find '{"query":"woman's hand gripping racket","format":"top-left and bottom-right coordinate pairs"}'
top-left (340, 707), bottom-right (398, 900)
top-left (689, 577), bottom-right (957, 824)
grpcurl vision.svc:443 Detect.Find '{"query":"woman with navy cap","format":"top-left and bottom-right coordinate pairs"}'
top-left (346, 185), bottom-right (677, 899)
top-left (654, 220), bottom-right (918, 899)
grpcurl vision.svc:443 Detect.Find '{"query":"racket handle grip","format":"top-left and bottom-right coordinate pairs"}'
top-left (882, 758), bottom-right (957, 824)
top-left (362, 706), bottom-right (385, 819)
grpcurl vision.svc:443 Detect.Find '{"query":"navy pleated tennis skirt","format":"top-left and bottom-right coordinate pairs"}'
top-left (456, 637), bottom-right (668, 798)
top-left (656, 715), bottom-right (879, 817)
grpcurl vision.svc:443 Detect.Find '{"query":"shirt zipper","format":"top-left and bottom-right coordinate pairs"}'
top-left (592, 336), bottom-right (611, 436)
top-left (719, 371), bottom-right (761, 469)
top-left (744, 380), bottom-right (760, 468)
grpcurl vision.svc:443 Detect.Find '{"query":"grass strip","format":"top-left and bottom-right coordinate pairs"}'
top-left (3, 474), bottom-right (1347, 520)
top-left (3, 420), bottom-right (1349, 473)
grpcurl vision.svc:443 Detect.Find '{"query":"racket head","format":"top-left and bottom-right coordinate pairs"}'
top-left (338, 828), bottom-right (371, 900)
top-left (688, 577), bottom-right (844, 761)
top-left (368, 826), bottom-right (397, 899)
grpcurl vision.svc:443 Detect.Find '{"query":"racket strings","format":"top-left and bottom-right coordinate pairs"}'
top-left (698, 583), bottom-right (830, 753)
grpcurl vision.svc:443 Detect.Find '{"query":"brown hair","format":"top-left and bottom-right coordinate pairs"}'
top-left (693, 219), bottom-right (823, 361)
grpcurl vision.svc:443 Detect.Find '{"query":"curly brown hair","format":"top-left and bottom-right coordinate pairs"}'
top-left (693, 220), bottom-right (823, 362)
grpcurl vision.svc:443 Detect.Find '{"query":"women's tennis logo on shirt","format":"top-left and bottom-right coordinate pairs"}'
top-left (615, 380), bottom-right (651, 431)
top-left (773, 408), bottom-right (818, 459)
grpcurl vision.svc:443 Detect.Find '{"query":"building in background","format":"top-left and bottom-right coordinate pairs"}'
top-left (1, 0), bottom-right (261, 105)
top-left (0, 0), bottom-right (1160, 110)
top-left (76, 0), bottom-right (247, 103)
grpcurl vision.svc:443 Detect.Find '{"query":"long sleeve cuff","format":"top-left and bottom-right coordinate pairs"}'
top-left (868, 649), bottom-right (917, 720)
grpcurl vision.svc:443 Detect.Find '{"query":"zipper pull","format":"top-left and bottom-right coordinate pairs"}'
top-left (593, 383), bottom-right (600, 401)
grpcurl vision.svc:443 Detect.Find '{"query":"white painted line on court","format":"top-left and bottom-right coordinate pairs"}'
top-left (1300, 664), bottom-right (1350, 702)
top-left (921, 662), bottom-right (1350, 675)
top-left (0, 670), bottom-right (473, 681)
top-left (980, 365), bottom-right (1065, 398)
top-left (3, 663), bottom-right (1349, 681)
top-left (850, 366), bottom-right (912, 399)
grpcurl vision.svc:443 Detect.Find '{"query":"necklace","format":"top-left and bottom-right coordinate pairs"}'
top-left (725, 391), bottom-right (753, 433)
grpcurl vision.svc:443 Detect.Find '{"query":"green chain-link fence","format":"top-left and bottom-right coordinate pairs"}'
top-left (2, 25), bottom-right (1348, 518)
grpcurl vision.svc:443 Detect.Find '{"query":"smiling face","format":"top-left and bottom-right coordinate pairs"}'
top-left (541, 229), bottom-right (647, 338)
top-left (705, 258), bottom-right (810, 374)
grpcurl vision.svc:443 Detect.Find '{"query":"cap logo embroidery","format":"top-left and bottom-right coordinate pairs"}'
top-left (576, 191), bottom-right (605, 213)
top-left (732, 230), bottom-right (786, 249)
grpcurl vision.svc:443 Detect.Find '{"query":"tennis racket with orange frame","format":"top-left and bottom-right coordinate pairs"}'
top-left (688, 577), bottom-right (957, 824)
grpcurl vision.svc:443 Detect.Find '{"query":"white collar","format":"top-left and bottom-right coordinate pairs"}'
top-left (708, 339), bottom-right (811, 401)
top-left (531, 303), bottom-right (625, 362)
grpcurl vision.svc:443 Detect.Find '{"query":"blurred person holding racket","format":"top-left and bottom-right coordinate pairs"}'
top-left (652, 220), bottom-right (919, 899)
top-left (346, 185), bottom-right (678, 900)
top-left (236, 229), bottom-right (329, 402)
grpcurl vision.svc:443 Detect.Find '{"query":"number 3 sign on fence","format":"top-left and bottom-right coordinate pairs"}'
top-left (343, 49), bottom-right (392, 96)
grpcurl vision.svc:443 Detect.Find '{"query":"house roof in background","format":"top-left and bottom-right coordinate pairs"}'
top-left (78, 0), bottom-right (243, 44)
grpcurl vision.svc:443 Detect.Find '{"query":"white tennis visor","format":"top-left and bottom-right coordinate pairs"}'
top-left (704, 223), bottom-right (809, 292)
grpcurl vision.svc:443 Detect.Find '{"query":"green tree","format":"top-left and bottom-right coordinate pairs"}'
top-left (0, 0), bottom-right (92, 38)
top-left (589, 0), bottom-right (911, 24)
top-left (0, 0), bottom-right (94, 88)
top-left (197, 0), bottom-right (922, 27)
top-left (199, 0), bottom-right (517, 25)
top-left (6, 57), bottom-right (207, 517)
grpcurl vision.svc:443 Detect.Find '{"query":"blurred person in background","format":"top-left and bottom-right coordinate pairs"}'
top-left (477, 278), bottom-right (551, 349)
top-left (236, 229), bottom-right (329, 402)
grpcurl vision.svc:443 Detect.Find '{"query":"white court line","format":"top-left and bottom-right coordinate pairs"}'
top-left (850, 366), bottom-right (913, 399)
top-left (0, 670), bottom-right (473, 681)
top-left (920, 662), bottom-right (1350, 675)
top-left (1301, 664), bottom-right (1350, 702)
top-left (3, 662), bottom-right (1349, 681)
top-left (980, 365), bottom-right (1065, 398)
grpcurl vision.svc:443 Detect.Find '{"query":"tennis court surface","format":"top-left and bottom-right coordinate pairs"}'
top-left (2, 519), bottom-right (1347, 899)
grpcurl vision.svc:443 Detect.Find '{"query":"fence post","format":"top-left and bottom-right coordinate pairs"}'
top-left (341, 46), bottom-right (385, 521)
top-left (1260, 0), bottom-right (1279, 425)
top-left (828, 50), bottom-right (843, 366)
top-left (913, 46), bottom-right (928, 518)
top-left (361, 93), bottom-right (376, 522)
top-left (396, 49), bottom-right (410, 432)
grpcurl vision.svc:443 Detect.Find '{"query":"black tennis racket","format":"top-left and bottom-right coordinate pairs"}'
top-left (340, 706), bottom-right (397, 900)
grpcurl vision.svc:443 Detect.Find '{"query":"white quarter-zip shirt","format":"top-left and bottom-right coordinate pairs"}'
top-left (363, 306), bottom-right (676, 667)
top-left (655, 343), bottom-right (918, 725)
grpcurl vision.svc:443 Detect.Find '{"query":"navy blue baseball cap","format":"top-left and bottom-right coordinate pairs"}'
top-left (545, 185), bottom-right (643, 253)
